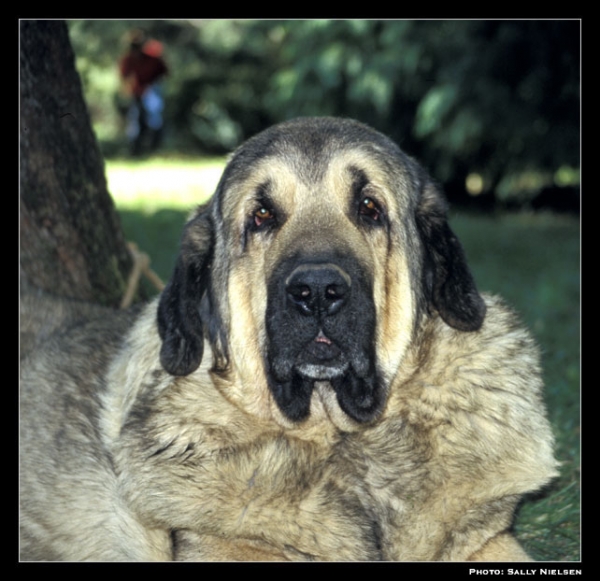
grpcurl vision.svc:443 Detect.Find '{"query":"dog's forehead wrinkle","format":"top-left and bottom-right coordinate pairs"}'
top-left (232, 124), bottom-right (404, 189)
top-left (222, 145), bottom-right (409, 220)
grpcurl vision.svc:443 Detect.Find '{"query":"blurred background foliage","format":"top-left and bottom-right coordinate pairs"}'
top-left (68, 19), bottom-right (580, 211)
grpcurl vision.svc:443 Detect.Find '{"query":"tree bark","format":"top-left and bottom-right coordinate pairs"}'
top-left (20, 20), bottom-right (134, 307)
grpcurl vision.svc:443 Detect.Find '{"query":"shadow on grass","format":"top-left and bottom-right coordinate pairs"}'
top-left (117, 207), bottom-right (190, 292)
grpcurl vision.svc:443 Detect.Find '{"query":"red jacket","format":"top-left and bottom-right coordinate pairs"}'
top-left (120, 51), bottom-right (168, 98)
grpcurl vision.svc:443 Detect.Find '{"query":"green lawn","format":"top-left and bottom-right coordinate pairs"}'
top-left (106, 156), bottom-right (225, 213)
top-left (107, 157), bottom-right (226, 291)
top-left (107, 158), bottom-right (580, 561)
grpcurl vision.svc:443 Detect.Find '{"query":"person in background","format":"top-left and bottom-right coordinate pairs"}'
top-left (119, 30), bottom-right (169, 156)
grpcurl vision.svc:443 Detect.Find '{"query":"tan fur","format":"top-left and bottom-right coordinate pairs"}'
top-left (95, 293), bottom-right (556, 561)
top-left (20, 118), bottom-right (557, 561)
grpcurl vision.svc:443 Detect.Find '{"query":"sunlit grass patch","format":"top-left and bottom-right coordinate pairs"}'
top-left (105, 156), bottom-right (227, 212)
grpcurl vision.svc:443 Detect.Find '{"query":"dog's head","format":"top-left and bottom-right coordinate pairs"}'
top-left (157, 117), bottom-right (485, 427)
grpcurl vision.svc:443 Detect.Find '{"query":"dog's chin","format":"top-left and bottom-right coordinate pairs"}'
top-left (295, 360), bottom-right (349, 381)
top-left (268, 351), bottom-right (383, 425)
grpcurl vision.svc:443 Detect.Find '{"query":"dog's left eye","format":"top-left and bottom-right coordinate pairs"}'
top-left (359, 197), bottom-right (381, 222)
top-left (254, 207), bottom-right (275, 228)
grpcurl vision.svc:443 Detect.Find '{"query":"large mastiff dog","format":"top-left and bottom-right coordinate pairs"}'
top-left (20, 117), bottom-right (557, 561)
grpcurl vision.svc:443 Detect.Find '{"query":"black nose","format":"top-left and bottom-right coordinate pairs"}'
top-left (285, 263), bottom-right (351, 317)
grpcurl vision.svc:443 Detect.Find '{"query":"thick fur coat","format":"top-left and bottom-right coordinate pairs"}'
top-left (20, 118), bottom-right (558, 561)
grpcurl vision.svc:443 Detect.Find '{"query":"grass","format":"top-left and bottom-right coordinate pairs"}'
top-left (106, 157), bottom-right (581, 562)
top-left (106, 157), bottom-right (226, 289)
top-left (106, 156), bottom-right (226, 213)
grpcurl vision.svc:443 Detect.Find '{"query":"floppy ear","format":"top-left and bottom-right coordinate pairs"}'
top-left (157, 211), bottom-right (215, 376)
top-left (416, 180), bottom-right (486, 332)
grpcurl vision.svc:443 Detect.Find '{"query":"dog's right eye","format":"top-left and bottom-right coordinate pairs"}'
top-left (253, 207), bottom-right (275, 229)
top-left (359, 197), bottom-right (380, 221)
top-left (358, 196), bottom-right (385, 227)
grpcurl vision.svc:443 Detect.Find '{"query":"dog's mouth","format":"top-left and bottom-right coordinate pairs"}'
top-left (294, 330), bottom-right (349, 381)
top-left (303, 330), bottom-right (343, 364)
top-left (267, 329), bottom-right (383, 424)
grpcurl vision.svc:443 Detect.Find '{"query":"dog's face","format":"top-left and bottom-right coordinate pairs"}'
top-left (158, 118), bottom-right (486, 428)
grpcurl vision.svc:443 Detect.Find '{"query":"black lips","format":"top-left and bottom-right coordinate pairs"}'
top-left (265, 254), bottom-right (383, 423)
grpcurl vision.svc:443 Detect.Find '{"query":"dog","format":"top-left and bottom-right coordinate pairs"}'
top-left (20, 117), bottom-right (558, 561)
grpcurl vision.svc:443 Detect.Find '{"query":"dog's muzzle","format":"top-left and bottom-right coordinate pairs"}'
top-left (266, 256), bottom-right (384, 423)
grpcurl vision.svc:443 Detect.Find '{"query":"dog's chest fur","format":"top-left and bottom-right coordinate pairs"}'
top-left (106, 296), bottom-right (556, 561)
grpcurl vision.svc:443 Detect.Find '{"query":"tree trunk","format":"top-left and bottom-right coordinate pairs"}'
top-left (20, 20), bottom-right (134, 307)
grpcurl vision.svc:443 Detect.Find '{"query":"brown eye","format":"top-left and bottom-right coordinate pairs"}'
top-left (359, 197), bottom-right (380, 221)
top-left (254, 207), bottom-right (274, 227)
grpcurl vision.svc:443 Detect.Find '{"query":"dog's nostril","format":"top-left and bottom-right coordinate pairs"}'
top-left (287, 284), bottom-right (314, 315)
top-left (326, 284), bottom-right (345, 299)
top-left (289, 285), bottom-right (311, 301)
